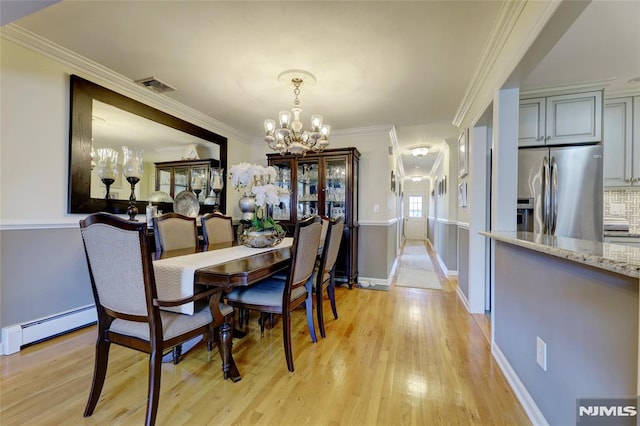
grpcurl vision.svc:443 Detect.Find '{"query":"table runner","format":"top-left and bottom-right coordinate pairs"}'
top-left (153, 238), bottom-right (293, 314)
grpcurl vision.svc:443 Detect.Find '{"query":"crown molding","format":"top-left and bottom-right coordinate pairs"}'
top-left (1, 24), bottom-right (250, 143)
top-left (453, 1), bottom-right (563, 128)
top-left (332, 125), bottom-right (394, 137)
top-left (520, 79), bottom-right (614, 98)
top-left (452, 1), bottom-right (526, 128)
top-left (605, 87), bottom-right (640, 98)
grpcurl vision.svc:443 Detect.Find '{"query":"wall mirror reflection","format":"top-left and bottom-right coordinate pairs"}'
top-left (69, 75), bottom-right (227, 215)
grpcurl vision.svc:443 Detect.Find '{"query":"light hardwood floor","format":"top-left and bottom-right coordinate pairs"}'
top-left (0, 240), bottom-right (530, 425)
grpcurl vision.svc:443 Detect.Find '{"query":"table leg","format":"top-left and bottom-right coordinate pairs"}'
top-left (208, 289), bottom-right (241, 382)
top-left (218, 319), bottom-right (241, 382)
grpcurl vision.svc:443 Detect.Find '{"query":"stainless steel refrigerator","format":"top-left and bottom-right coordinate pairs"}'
top-left (517, 144), bottom-right (603, 241)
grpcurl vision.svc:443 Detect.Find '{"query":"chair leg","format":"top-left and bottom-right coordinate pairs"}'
top-left (328, 280), bottom-right (338, 319)
top-left (305, 278), bottom-right (317, 343)
top-left (316, 285), bottom-right (326, 339)
top-left (282, 310), bottom-right (294, 372)
top-left (259, 312), bottom-right (266, 334)
top-left (172, 344), bottom-right (182, 364)
top-left (84, 337), bottom-right (111, 417)
top-left (145, 348), bottom-right (163, 426)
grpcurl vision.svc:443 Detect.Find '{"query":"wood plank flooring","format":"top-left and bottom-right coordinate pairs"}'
top-left (0, 240), bottom-right (530, 425)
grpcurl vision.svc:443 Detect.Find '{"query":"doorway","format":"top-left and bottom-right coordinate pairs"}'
top-left (404, 191), bottom-right (426, 240)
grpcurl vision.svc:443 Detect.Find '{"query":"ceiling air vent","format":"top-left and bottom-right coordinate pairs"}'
top-left (134, 76), bottom-right (176, 94)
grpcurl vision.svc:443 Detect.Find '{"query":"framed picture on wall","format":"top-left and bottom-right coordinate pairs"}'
top-left (458, 182), bottom-right (467, 207)
top-left (458, 129), bottom-right (469, 178)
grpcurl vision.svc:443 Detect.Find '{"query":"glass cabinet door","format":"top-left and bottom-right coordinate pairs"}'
top-left (297, 159), bottom-right (319, 219)
top-left (270, 159), bottom-right (293, 221)
top-left (174, 167), bottom-right (189, 196)
top-left (324, 156), bottom-right (347, 219)
top-left (157, 169), bottom-right (172, 195)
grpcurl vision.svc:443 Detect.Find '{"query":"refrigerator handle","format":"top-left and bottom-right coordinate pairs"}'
top-left (542, 156), bottom-right (550, 234)
top-left (550, 156), bottom-right (558, 235)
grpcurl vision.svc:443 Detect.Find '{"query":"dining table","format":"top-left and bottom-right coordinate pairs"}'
top-left (152, 238), bottom-right (294, 382)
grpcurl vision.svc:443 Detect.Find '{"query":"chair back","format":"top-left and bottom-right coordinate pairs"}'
top-left (320, 217), bottom-right (330, 249)
top-left (287, 216), bottom-right (322, 293)
top-left (318, 217), bottom-right (345, 284)
top-left (80, 213), bottom-right (155, 318)
top-left (153, 212), bottom-right (198, 252)
top-left (201, 212), bottom-right (234, 245)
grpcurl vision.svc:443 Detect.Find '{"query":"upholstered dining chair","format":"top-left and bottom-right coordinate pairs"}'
top-left (225, 216), bottom-right (322, 372)
top-left (314, 216), bottom-right (344, 338)
top-left (79, 212), bottom-right (233, 426)
top-left (201, 212), bottom-right (234, 245)
top-left (152, 212), bottom-right (200, 363)
top-left (153, 212), bottom-right (198, 253)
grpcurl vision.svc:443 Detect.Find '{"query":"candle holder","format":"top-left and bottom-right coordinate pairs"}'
top-left (126, 176), bottom-right (140, 220)
top-left (122, 146), bottom-right (144, 221)
top-left (95, 148), bottom-right (119, 199)
top-left (191, 170), bottom-right (206, 202)
top-left (211, 167), bottom-right (224, 212)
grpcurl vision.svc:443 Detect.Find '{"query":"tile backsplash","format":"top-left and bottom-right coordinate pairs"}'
top-left (604, 190), bottom-right (640, 232)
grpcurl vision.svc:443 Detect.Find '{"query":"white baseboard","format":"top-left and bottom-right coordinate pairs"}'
top-left (436, 253), bottom-right (449, 275)
top-left (2, 305), bottom-right (97, 355)
top-left (456, 286), bottom-right (471, 312)
top-left (358, 276), bottom-right (391, 289)
top-left (492, 343), bottom-right (549, 426)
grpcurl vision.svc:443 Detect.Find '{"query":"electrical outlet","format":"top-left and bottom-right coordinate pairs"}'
top-left (536, 336), bottom-right (547, 371)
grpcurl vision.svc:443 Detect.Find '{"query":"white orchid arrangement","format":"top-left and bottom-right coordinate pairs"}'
top-left (229, 162), bottom-right (289, 233)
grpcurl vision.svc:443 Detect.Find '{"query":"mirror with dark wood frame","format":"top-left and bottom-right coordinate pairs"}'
top-left (68, 75), bottom-right (227, 215)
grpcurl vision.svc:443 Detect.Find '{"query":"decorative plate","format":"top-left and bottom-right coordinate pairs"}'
top-left (148, 190), bottom-right (174, 203)
top-left (173, 190), bottom-right (200, 217)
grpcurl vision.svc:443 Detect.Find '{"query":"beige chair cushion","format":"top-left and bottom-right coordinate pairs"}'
top-left (110, 303), bottom-right (233, 341)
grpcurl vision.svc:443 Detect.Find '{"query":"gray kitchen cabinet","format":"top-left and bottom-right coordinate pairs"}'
top-left (604, 96), bottom-right (640, 187)
top-left (519, 90), bottom-right (603, 147)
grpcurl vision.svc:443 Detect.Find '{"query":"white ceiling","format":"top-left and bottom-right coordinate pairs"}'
top-left (5, 1), bottom-right (640, 178)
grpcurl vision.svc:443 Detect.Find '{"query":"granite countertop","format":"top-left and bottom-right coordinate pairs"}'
top-left (480, 231), bottom-right (640, 278)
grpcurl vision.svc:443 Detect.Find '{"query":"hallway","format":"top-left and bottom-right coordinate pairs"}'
top-left (0, 240), bottom-right (527, 425)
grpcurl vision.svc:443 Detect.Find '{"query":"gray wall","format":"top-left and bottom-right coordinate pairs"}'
top-left (435, 221), bottom-right (458, 271)
top-left (0, 227), bottom-right (92, 326)
top-left (494, 242), bottom-right (638, 425)
top-left (427, 217), bottom-right (435, 246)
top-left (457, 226), bottom-right (469, 298)
top-left (358, 221), bottom-right (398, 281)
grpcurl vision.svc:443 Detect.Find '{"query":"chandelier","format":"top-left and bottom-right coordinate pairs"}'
top-left (264, 69), bottom-right (330, 155)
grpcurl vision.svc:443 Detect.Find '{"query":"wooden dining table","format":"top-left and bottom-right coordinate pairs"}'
top-left (153, 240), bottom-right (293, 382)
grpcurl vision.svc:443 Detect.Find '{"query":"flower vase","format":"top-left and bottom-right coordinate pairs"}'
top-left (238, 194), bottom-right (256, 221)
top-left (240, 229), bottom-right (284, 248)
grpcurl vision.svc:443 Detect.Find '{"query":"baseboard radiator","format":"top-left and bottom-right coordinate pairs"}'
top-left (1, 305), bottom-right (97, 355)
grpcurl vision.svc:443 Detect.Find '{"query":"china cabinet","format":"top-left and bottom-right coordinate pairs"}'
top-left (267, 147), bottom-right (360, 288)
top-left (154, 159), bottom-right (221, 204)
top-left (518, 90), bottom-right (602, 147)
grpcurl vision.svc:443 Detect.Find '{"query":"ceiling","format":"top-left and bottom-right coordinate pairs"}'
top-left (4, 1), bottom-right (640, 179)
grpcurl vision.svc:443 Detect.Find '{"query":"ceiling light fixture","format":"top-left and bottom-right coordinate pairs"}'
top-left (264, 69), bottom-right (330, 156)
top-left (411, 176), bottom-right (423, 182)
top-left (411, 147), bottom-right (429, 157)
